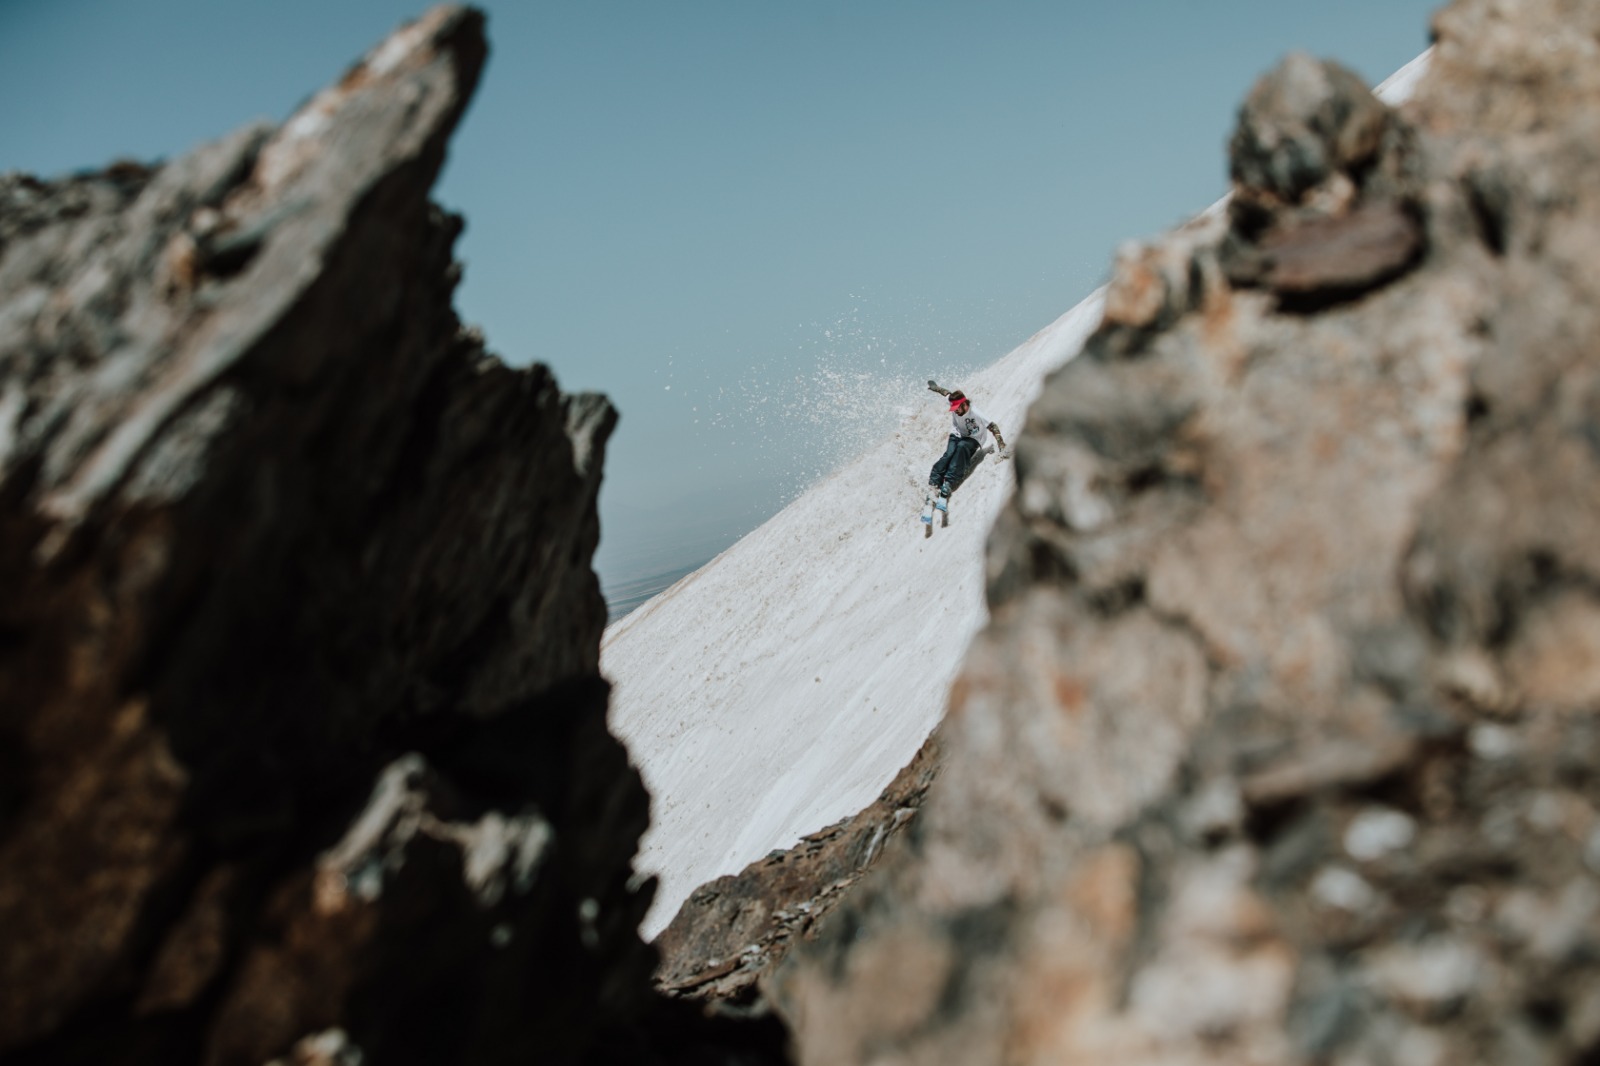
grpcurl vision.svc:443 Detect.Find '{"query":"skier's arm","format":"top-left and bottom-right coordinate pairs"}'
top-left (927, 379), bottom-right (950, 397)
top-left (989, 423), bottom-right (1008, 452)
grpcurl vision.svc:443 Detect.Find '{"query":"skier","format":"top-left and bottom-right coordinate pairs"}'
top-left (925, 379), bottom-right (1007, 514)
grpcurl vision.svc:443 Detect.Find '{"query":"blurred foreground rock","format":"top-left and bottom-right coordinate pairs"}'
top-left (0, 8), bottom-right (782, 1064)
top-left (773, 0), bottom-right (1600, 1062)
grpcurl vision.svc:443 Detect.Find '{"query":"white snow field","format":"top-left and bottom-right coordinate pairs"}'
top-left (602, 50), bottom-right (1432, 939)
top-left (604, 290), bottom-right (1104, 936)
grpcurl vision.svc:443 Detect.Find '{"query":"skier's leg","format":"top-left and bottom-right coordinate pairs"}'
top-left (947, 441), bottom-right (972, 492)
top-left (945, 437), bottom-right (980, 492)
top-left (929, 435), bottom-right (960, 488)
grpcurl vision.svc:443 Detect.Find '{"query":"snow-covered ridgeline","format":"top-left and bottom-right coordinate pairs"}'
top-left (601, 48), bottom-right (1432, 939)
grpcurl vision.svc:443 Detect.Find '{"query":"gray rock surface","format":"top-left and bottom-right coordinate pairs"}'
top-left (0, 8), bottom-right (781, 1064)
top-left (772, 0), bottom-right (1600, 1062)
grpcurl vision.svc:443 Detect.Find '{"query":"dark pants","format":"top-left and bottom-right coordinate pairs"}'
top-left (930, 435), bottom-right (980, 493)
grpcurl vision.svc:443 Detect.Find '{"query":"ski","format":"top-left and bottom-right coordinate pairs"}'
top-left (921, 493), bottom-right (935, 535)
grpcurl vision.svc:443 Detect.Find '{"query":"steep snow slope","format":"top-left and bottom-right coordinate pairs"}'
top-left (603, 294), bottom-right (1102, 936)
top-left (604, 50), bottom-right (1432, 939)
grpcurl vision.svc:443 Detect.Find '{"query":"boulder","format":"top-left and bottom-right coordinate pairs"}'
top-left (1228, 51), bottom-right (1393, 210)
top-left (773, 0), bottom-right (1600, 1062)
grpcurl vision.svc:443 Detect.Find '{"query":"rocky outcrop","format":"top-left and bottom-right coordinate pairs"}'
top-left (773, 0), bottom-right (1600, 1062)
top-left (654, 731), bottom-right (942, 1011)
top-left (0, 8), bottom-right (782, 1064)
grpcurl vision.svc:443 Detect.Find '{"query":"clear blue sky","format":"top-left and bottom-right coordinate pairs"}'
top-left (1, 0), bottom-right (1439, 593)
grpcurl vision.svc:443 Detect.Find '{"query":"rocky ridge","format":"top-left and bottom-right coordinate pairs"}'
top-left (770, 0), bottom-right (1600, 1062)
top-left (653, 732), bottom-right (942, 1012)
top-left (0, 8), bottom-right (781, 1064)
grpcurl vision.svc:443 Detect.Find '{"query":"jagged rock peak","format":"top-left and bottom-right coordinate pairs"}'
top-left (0, 9), bottom-right (783, 1064)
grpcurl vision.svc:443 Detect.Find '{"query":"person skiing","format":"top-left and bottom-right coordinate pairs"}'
top-left (925, 379), bottom-right (1007, 511)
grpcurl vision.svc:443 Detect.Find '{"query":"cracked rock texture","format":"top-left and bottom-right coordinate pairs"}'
top-left (0, 8), bottom-right (781, 1065)
top-left (773, 1), bottom-right (1600, 1063)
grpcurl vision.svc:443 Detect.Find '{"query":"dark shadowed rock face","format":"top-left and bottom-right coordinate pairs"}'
top-left (774, 0), bottom-right (1600, 1062)
top-left (0, 8), bottom-right (784, 1065)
